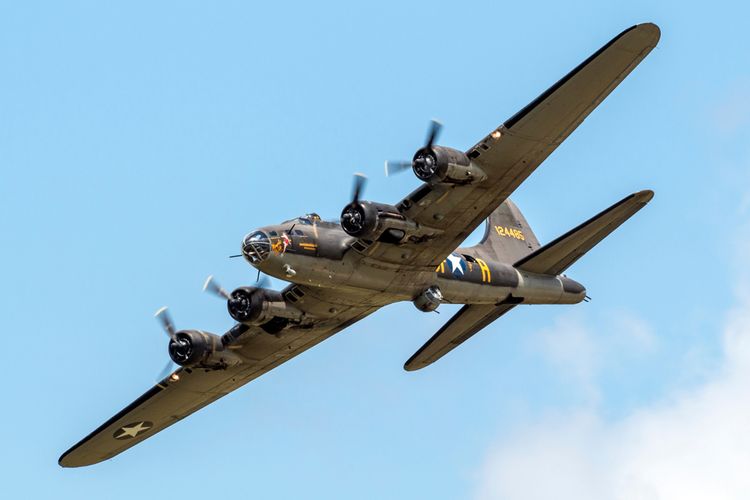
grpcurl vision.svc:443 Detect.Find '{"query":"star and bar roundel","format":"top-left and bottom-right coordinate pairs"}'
top-left (445, 253), bottom-right (466, 276)
top-left (113, 421), bottom-right (153, 440)
top-left (436, 252), bottom-right (492, 283)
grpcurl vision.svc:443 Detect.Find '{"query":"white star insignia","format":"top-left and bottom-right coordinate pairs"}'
top-left (446, 253), bottom-right (464, 275)
top-left (114, 421), bottom-right (152, 440)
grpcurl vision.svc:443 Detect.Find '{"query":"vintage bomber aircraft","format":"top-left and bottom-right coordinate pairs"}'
top-left (60, 23), bottom-right (660, 467)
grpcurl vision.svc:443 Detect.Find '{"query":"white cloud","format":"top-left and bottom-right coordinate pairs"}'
top-left (474, 189), bottom-right (750, 500)
top-left (529, 309), bottom-right (657, 405)
top-left (475, 299), bottom-right (750, 500)
top-left (531, 312), bottom-right (600, 402)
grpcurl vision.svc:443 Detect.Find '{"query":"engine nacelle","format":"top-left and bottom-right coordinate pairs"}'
top-left (412, 145), bottom-right (486, 185)
top-left (227, 286), bottom-right (268, 323)
top-left (168, 330), bottom-right (241, 369)
top-left (340, 201), bottom-right (416, 240)
top-left (227, 287), bottom-right (302, 332)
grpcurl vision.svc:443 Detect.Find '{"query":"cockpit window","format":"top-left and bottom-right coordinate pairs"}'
top-left (296, 213), bottom-right (322, 225)
top-left (283, 213), bottom-right (338, 229)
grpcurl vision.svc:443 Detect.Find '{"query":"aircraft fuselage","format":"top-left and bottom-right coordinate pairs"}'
top-left (242, 219), bottom-right (585, 311)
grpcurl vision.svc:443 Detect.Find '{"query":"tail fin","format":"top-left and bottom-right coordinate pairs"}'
top-left (515, 190), bottom-right (654, 275)
top-left (471, 199), bottom-right (541, 263)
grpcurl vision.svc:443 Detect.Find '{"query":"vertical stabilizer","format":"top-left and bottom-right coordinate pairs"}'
top-left (471, 199), bottom-right (541, 264)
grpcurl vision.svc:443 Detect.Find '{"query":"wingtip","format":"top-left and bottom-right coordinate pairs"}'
top-left (636, 189), bottom-right (655, 203)
top-left (58, 446), bottom-right (107, 468)
top-left (57, 450), bottom-right (75, 468)
top-left (638, 22), bottom-right (661, 34)
top-left (403, 359), bottom-right (429, 372)
top-left (634, 22), bottom-right (661, 45)
top-left (58, 457), bottom-right (95, 468)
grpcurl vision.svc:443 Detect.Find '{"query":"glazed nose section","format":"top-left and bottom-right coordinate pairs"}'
top-left (242, 231), bottom-right (271, 264)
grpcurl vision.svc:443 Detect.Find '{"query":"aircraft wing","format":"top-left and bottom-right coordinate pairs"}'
top-left (389, 23), bottom-right (659, 268)
top-left (59, 288), bottom-right (378, 467)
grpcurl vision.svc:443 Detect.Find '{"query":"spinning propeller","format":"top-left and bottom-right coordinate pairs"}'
top-left (202, 275), bottom-right (231, 300)
top-left (385, 119), bottom-right (442, 177)
top-left (203, 273), bottom-right (270, 323)
top-left (350, 172), bottom-right (367, 203)
top-left (154, 306), bottom-right (186, 381)
top-left (340, 173), bottom-right (369, 235)
top-left (203, 274), bottom-right (269, 301)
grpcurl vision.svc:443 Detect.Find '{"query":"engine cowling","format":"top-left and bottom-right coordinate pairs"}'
top-left (340, 200), bottom-right (380, 238)
top-left (412, 145), bottom-right (486, 185)
top-left (168, 329), bottom-right (240, 369)
top-left (340, 201), bottom-right (414, 241)
top-left (226, 286), bottom-right (302, 332)
top-left (227, 287), bottom-right (267, 323)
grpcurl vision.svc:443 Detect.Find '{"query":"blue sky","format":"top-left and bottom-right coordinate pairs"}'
top-left (2, 1), bottom-right (749, 498)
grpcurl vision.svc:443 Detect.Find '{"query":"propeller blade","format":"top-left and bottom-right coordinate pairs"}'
top-left (351, 173), bottom-right (367, 203)
top-left (154, 306), bottom-right (177, 340)
top-left (203, 275), bottom-right (231, 299)
top-left (383, 120), bottom-right (443, 179)
top-left (157, 359), bottom-right (177, 382)
top-left (384, 160), bottom-right (412, 177)
top-left (255, 272), bottom-right (269, 289)
top-left (425, 119), bottom-right (442, 149)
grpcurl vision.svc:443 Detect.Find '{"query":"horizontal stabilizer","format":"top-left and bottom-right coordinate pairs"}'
top-left (514, 190), bottom-right (653, 275)
top-left (404, 303), bottom-right (516, 371)
top-left (404, 190), bottom-right (653, 371)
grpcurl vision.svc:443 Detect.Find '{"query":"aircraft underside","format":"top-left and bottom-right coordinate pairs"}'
top-left (59, 23), bottom-right (660, 468)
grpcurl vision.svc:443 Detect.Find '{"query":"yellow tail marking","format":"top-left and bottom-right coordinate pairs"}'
top-left (476, 258), bottom-right (491, 283)
top-left (494, 225), bottom-right (525, 241)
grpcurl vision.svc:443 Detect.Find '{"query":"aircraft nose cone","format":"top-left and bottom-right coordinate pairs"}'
top-left (242, 231), bottom-right (271, 264)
